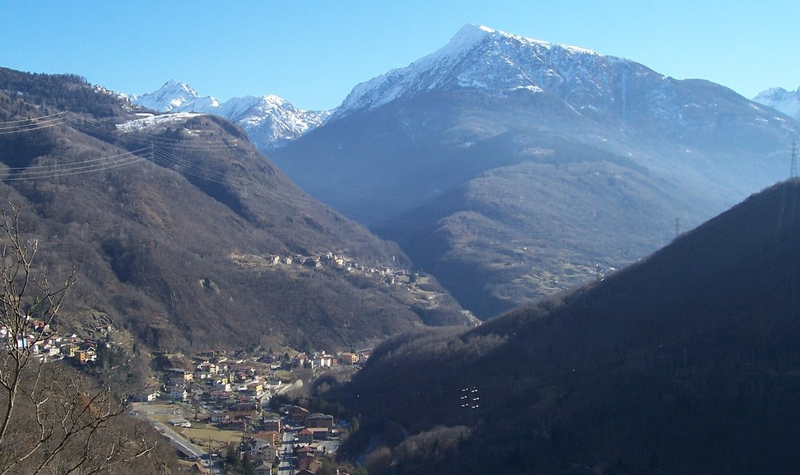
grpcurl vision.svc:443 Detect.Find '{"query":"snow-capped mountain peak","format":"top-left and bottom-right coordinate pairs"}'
top-left (132, 80), bottom-right (220, 112)
top-left (434, 23), bottom-right (495, 60)
top-left (752, 87), bottom-right (800, 120)
top-left (130, 82), bottom-right (330, 151)
top-left (335, 23), bottom-right (607, 117)
top-left (217, 94), bottom-right (331, 150)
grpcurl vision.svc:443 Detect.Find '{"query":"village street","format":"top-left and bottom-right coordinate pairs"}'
top-left (278, 429), bottom-right (295, 475)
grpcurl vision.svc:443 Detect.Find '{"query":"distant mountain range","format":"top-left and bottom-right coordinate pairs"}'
top-left (128, 80), bottom-right (330, 151)
top-left (132, 29), bottom-right (800, 160)
top-left (125, 25), bottom-right (800, 322)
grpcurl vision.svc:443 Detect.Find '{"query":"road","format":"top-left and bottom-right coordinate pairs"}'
top-left (151, 421), bottom-right (206, 460)
top-left (278, 428), bottom-right (295, 475)
top-left (278, 379), bottom-right (303, 395)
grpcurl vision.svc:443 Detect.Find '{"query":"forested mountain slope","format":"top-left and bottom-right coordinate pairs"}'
top-left (0, 67), bottom-right (470, 354)
top-left (338, 179), bottom-right (800, 474)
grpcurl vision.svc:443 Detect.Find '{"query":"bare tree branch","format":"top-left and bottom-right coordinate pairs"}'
top-left (0, 204), bottom-right (163, 474)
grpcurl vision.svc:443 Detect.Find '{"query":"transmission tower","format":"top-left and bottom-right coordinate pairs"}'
top-left (460, 386), bottom-right (480, 427)
top-left (791, 141), bottom-right (798, 179)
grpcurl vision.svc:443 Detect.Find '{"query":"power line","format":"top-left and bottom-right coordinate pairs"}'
top-left (2, 114), bottom-right (489, 231)
top-left (0, 111), bottom-right (68, 126)
top-left (4, 112), bottom-right (610, 240)
top-left (1, 148), bottom-right (149, 181)
top-left (0, 114), bottom-right (67, 135)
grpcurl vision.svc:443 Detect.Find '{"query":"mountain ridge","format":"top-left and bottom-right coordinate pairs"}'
top-left (129, 80), bottom-right (331, 150)
top-left (336, 24), bottom-right (620, 116)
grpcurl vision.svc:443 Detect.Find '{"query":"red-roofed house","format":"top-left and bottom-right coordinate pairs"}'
top-left (297, 428), bottom-right (314, 445)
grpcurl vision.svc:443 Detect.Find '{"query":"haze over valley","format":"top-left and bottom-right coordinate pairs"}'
top-left (135, 25), bottom-right (797, 319)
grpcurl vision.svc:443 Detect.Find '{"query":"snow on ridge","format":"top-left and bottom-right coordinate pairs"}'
top-left (116, 111), bottom-right (202, 133)
top-left (335, 23), bottom-right (609, 117)
top-left (337, 24), bottom-right (494, 114)
top-left (482, 24), bottom-right (599, 56)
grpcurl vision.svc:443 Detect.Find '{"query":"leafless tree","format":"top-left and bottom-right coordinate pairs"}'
top-left (0, 205), bottom-right (160, 474)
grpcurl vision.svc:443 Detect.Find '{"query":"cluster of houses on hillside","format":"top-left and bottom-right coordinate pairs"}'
top-left (240, 249), bottom-right (416, 286)
top-left (0, 317), bottom-right (102, 364)
top-left (136, 349), bottom-right (367, 411)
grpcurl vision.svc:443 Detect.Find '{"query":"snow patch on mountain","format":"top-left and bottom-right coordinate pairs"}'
top-left (752, 87), bottom-right (800, 120)
top-left (116, 112), bottom-right (202, 133)
top-left (130, 81), bottom-right (330, 150)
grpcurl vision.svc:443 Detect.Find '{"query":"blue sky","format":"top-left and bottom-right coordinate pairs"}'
top-left (2, 1), bottom-right (797, 111)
